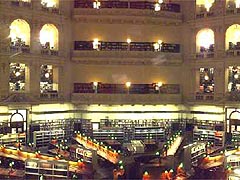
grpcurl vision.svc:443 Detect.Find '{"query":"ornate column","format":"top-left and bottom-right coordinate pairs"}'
top-left (0, 60), bottom-right (10, 99)
top-left (28, 62), bottom-right (40, 98)
top-left (30, 22), bottom-right (42, 54)
top-left (214, 25), bottom-right (225, 58)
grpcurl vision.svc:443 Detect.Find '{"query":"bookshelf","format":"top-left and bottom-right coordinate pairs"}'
top-left (33, 130), bottom-right (65, 148)
top-left (25, 158), bottom-right (69, 179)
top-left (0, 133), bottom-right (25, 146)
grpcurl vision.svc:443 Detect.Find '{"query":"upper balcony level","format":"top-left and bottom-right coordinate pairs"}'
top-left (73, 0), bottom-right (182, 23)
top-left (1, 0), bottom-right (61, 15)
top-left (72, 40), bottom-right (182, 65)
top-left (72, 82), bottom-right (181, 104)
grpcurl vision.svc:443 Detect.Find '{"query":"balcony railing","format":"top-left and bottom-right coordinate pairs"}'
top-left (74, 41), bottom-right (180, 53)
top-left (11, 0), bottom-right (32, 8)
top-left (226, 7), bottom-right (240, 14)
top-left (74, 0), bottom-right (181, 13)
top-left (196, 11), bottom-right (214, 18)
top-left (41, 49), bottom-right (58, 56)
top-left (226, 49), bottom-right (240, 57)
top-left (74, 83), bottom-right (180, 94)
top-left (41, 6), bottom-right (60, 14)
top-left (195, 93), bottom-right (214, 101)
top-left (196, 52), bottom-right (214, 59)
top-left (10, 45), bottom-right (30, 53)
top-left (40, 91), bottom-right (58, 100)
top-left (226, 92), bottom-right (240, 101)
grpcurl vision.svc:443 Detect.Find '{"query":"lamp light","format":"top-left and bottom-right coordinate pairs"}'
top-left (234, 74), bottom-right (239, 79)
top-left (93, 38), bottom-right (100, 50)
top-left (127, 38), bottom-right (131, 44)
top-left (45, 72), bottom-right (50, 78)
top-left (93, 1), bottom-right (101, 9)
top-left (15, 71), bottom-right (21, 77)
top-left (154, 3), bottom-right (161, 11)
top-left (204, 75), bottom-right (209, 81)
top-left (125, 82), bottom-right (131, 88)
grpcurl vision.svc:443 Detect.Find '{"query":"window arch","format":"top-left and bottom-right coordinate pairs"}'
top-left (226, 24), bottom-right (240, 50)
top-left (196, 0), bottom-right (215, 11)
top-left (226, 0), bottom-right (240, 9)
top-left (9, 19), bottom-right (30, 46)
top-left (196, 28), bottom-right (214, 53)
top-left (40, 24), bottom-right (59, 50)
top-left (41, 0), bottom-right (59, 8)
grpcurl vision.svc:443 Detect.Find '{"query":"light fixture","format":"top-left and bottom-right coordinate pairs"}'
top-left (93, 1), bottom-right (101, 9)
top-left (93, 81), bottom-right (98, 87)
top-left (204, 75), bottom-right (209, 81)
top-left (154, 3), bottom-right (161, 11)
top-left (158, 0), bottom-right (163, 3)
top-left (153, 43), bottom-right (160, 51)
top-left (125, 82), bottom-right (131, 88)
top-left (45, 72), bottom-right (50, 78)
top-left (236, 0), bottom-right (240, 8)
top-left (15, 71), bottom-right (21, 77)
top-left (127, 38), bottom-right (131, 44)
top-left (157, 82), bottom-right (163, 87)
top-left (234, 74), bottom-right (239, 79)
top-left (93, 38), bottom-right (100, 50)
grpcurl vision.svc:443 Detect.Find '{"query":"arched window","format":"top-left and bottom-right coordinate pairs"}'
top-left (196, 0), bottom-right (215, 12)
top-left (40, 24), bottom-right (59, 50)
top-left (196, 28), bottom-right (214, 53)
top-left (226, 0), bottom-right (240, 9)
top-left (41, 0), bottom-right (59, 8)
top-left (226, 24), bottom-right (240, 50)
top-left (9, 19), bottom-right (30, 46)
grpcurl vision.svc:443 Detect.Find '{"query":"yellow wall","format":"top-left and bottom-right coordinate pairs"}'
top-left (73, 23), bottom-right (181, 43)
top-left (71, 64), bottom-right (182, 84)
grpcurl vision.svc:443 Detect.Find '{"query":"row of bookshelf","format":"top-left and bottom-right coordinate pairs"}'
top-left (73, 83), bottom-right (181, 94)
top-left (74, 0), bottom-right (181, 12)
top-left (74, 41), bottom-right (181, 53)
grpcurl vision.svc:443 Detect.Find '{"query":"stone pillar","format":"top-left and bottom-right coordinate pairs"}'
top-left (0, 60), bottom-right (10, 99)
top-left (214, 66), bottom-right (225, 100)
top-left (214, 25), bottom-right (225, 58)
top-left (29, 62), bottom-right (40, 98)
top-left (30, 23), bottom-right (41, 54)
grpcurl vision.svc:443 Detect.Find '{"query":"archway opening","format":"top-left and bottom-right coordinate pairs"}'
top-left (196, 28), bottom-right (214, 53)
top-left (40, 24), bottom-right (59, 50)
top-left (226, 24), bottom-right (240, 50)
top-left (9, 19), bottom-right (30, 46)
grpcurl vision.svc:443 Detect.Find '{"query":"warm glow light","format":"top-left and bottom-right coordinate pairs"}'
top-left (204, 75), bottom-right (209, 81)
top-left (127, 38), bottom-right (131, 44)
top-left (234, 74), bottom-right (239, 79)
top-left (93, 82), bottom-right (98, 86)
top-left (9, 19), bottom-right (30, 45)
top-left (158, 0), bottom-right (163, 3)
top-left (41, 0), bottom-right (58, 7)
top-left (93, 39), bottom-right (100, 50)
top-left (158, 40), bottom-right (162, 44)
top-left (196, 28), bottom-right (214, 51)
top-left (45, 72), bottom-right (50, 78)
top-left (233, 168), bottom-right (240, 175)
top-left (157, 82), bottom-right (163, 87)
top-left (153, 43), bottom-right (160, 50)
top-left (15, 71), bottom-right (21, 77)
top-left (236, 0), bottom-right (240, 8)
top-left (40, 24), bottom-right (58, 50)
top-left (125, 82), bottom-right (131, 88)
top-left (93, 1), bottom-right (101, 9)
top-left (196, 0), bottom-right (215, 11)
top-left (226, 24), bottom-right (240, 50)
top-left (154, 3), bottom-right (161, 11)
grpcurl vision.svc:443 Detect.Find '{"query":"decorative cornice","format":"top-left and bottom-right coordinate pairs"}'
top-left (73, 9), bottom-right (182, 25)
top-left (71, 51), bottom-right (182, 66)
top-left (71, 93), bottom-right (182, 105)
